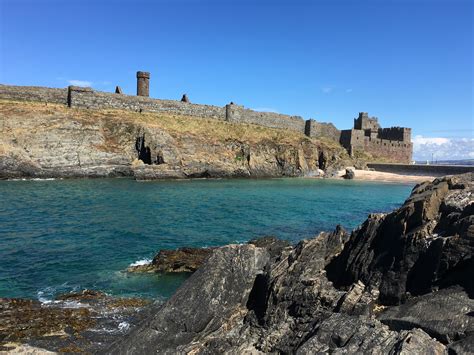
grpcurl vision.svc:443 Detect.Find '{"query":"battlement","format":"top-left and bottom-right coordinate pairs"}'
top-left (341, 112), bottom-right (412, 163)
top-left (354, 112), bottom-right (381, 131)
top-left (0, 71), bottom-right (413, 164)
top-left (0, 82), bottom-right (341, 142)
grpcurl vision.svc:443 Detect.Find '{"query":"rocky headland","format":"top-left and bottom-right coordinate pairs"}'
top-left (108, 173), bottom-right (473, 354)
top-left (0, 100), bottom-right (359, 180)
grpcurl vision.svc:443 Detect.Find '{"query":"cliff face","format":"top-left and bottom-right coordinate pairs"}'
top-left (108, 173), bottom-right (473, 354)
top-left (0, 100), bottom-right (351, 179)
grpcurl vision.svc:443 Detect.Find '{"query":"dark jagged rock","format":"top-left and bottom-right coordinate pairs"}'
top-left (108, 174), bottom-right (472, 354)
top-left (449, 335), bottom-right (474, 355)
top-left (108, 245), bottom-right (269, 354)
top-left (296, 314), bottom-right (444, 354)
top-left (327, 172), bottom-right (474, 305)
top-left (378, 287), bottom-right (474, 344)
top-left (128, 237), bottom-right (290, 274)
top-left (248, 235), bottom-right (290, 259)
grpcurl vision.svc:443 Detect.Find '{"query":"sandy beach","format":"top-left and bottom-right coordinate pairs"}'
top-left (342, 169), bottom-right (435, 184)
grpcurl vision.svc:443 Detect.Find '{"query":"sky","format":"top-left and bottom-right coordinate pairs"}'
top-left (0, 0), bottom-right (472, 160)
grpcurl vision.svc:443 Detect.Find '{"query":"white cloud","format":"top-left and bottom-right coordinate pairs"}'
top-left (322, 87), bottom-right (333, 94)
top-left (68, 80), bottom-right (92, 87)
top-left (412, 135), bottom-right (474, 161)
top-left (412, 135), bottom-right (450, 147)
top-left (252, 107), bottom-right (279, 113)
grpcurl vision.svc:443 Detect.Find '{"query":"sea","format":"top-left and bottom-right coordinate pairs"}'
top-left (0, 178), bottom-right (413, 301)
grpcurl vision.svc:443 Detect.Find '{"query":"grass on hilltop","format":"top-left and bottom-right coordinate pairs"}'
top-left (0, 99), bottom-right (347, 152)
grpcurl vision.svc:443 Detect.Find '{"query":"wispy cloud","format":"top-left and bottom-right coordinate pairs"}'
top-left (412, 135), bottom-right (474, 161)
top-left (68, 80), bottom-right (92, 87)
top-left (346, 88), bottom-right (353, 93)
top-left (252, 107), bottom-right (279, 113)
top-left (322, 87), bottom-right (333, 94)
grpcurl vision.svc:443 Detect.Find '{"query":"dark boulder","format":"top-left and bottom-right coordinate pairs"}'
top-left (343, 168), bottom-right (355, 179)
top-left (378, 287), bottom-right (474, 344)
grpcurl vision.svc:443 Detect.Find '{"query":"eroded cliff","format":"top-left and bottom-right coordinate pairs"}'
top-left (0, 100), bottom-right (353, 180)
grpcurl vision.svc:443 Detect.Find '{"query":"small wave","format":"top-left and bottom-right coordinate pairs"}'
top-left (9, 177), bottom-right (60, 181)
top-left (129, 258), bottom-right (152, 267)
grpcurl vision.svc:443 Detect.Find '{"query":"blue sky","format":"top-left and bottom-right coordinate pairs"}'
top-left (0, 0), bottom-right (472, 159)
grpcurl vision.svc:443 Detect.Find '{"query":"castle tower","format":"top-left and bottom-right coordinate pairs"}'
top-left (136, 71), bottom-right (150, 97)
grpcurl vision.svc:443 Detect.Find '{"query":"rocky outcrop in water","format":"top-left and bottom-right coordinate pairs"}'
top-left (108, 173), bottom-right (473, 354)
top-left (127, 247), bottom-right (216, 273)
top-left (127, 237), bottom-right (290, 274)
top-left (0, 100), bottom-right (353, 180)
top-left (0, 290), bottom-right (152, 354)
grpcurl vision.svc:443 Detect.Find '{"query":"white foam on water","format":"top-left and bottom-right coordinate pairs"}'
top-left (129, 258), bottom-right (152, 267)
top-left (9, 178), bottom-right (60, 181)
top-left (118, 321), bottom-right (130, 332)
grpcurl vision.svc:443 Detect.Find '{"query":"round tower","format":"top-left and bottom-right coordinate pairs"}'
top-left (136, 71), bottom-right (150, 97)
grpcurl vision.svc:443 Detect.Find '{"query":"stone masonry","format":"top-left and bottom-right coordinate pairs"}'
top-left (0, 72), bottom-right (413, 163)
top-left (136, 71), bottom-right (150, 97)
top-left (340, 112), bottom-right (413, 163)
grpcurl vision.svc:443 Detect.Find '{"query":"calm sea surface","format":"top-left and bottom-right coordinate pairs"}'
top-left (0, 178), bottom-right (413, 300)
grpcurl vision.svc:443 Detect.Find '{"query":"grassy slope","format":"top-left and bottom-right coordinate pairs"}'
top-left (0, 99), bottom-right (347, 154)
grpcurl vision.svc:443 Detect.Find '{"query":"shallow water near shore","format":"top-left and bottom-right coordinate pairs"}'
top-left (0, 178), bottom-right (413, 300)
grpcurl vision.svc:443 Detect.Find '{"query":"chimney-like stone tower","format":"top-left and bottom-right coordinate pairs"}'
top-left (136, 71), bottom-right (150, 97)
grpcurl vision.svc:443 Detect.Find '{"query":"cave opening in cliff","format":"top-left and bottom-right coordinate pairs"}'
top-left (135, 135), bottom-right (152, 165)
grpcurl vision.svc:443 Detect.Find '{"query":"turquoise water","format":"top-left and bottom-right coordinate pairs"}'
top-left (0, 178), bottom-right (413, 300)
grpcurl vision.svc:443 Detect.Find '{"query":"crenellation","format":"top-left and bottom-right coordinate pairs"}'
top-left (340, 112), bottom-right (412, 163)
top-left (0, 72), bottom-right (412, 163)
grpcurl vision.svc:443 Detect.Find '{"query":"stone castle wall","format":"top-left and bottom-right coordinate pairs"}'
top-left (225, 104), bottom-right (306, 132)
top-left (0, 84), bottom-right (341, 141)
top-left (0, 84), bottom-right (413, 163)
top-left (0, 84), bottom-right (67, 105)
top-left (305, 119), bottom-right (341, 141)
top-left (360, 137), bottom-right (412, 163)
top-left (340, 128), bottom-right (412, 163)
top-left (67, 86), bottom-right (226, 120)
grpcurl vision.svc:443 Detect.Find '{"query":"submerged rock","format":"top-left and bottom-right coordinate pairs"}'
top-left (127, 237), bottom-right (290, 274)
top-left (127, 247), bottom-right (215, 273)
top-left (0, 290), bottom-right (152, 353)
top-left (108, 173), bottom-right (473, 354)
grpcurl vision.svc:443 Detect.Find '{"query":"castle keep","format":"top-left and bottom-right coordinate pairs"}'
top-left (340, 113), bottom-right (412, 163)
top-left (0, 71), bottom-right (413, 163)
